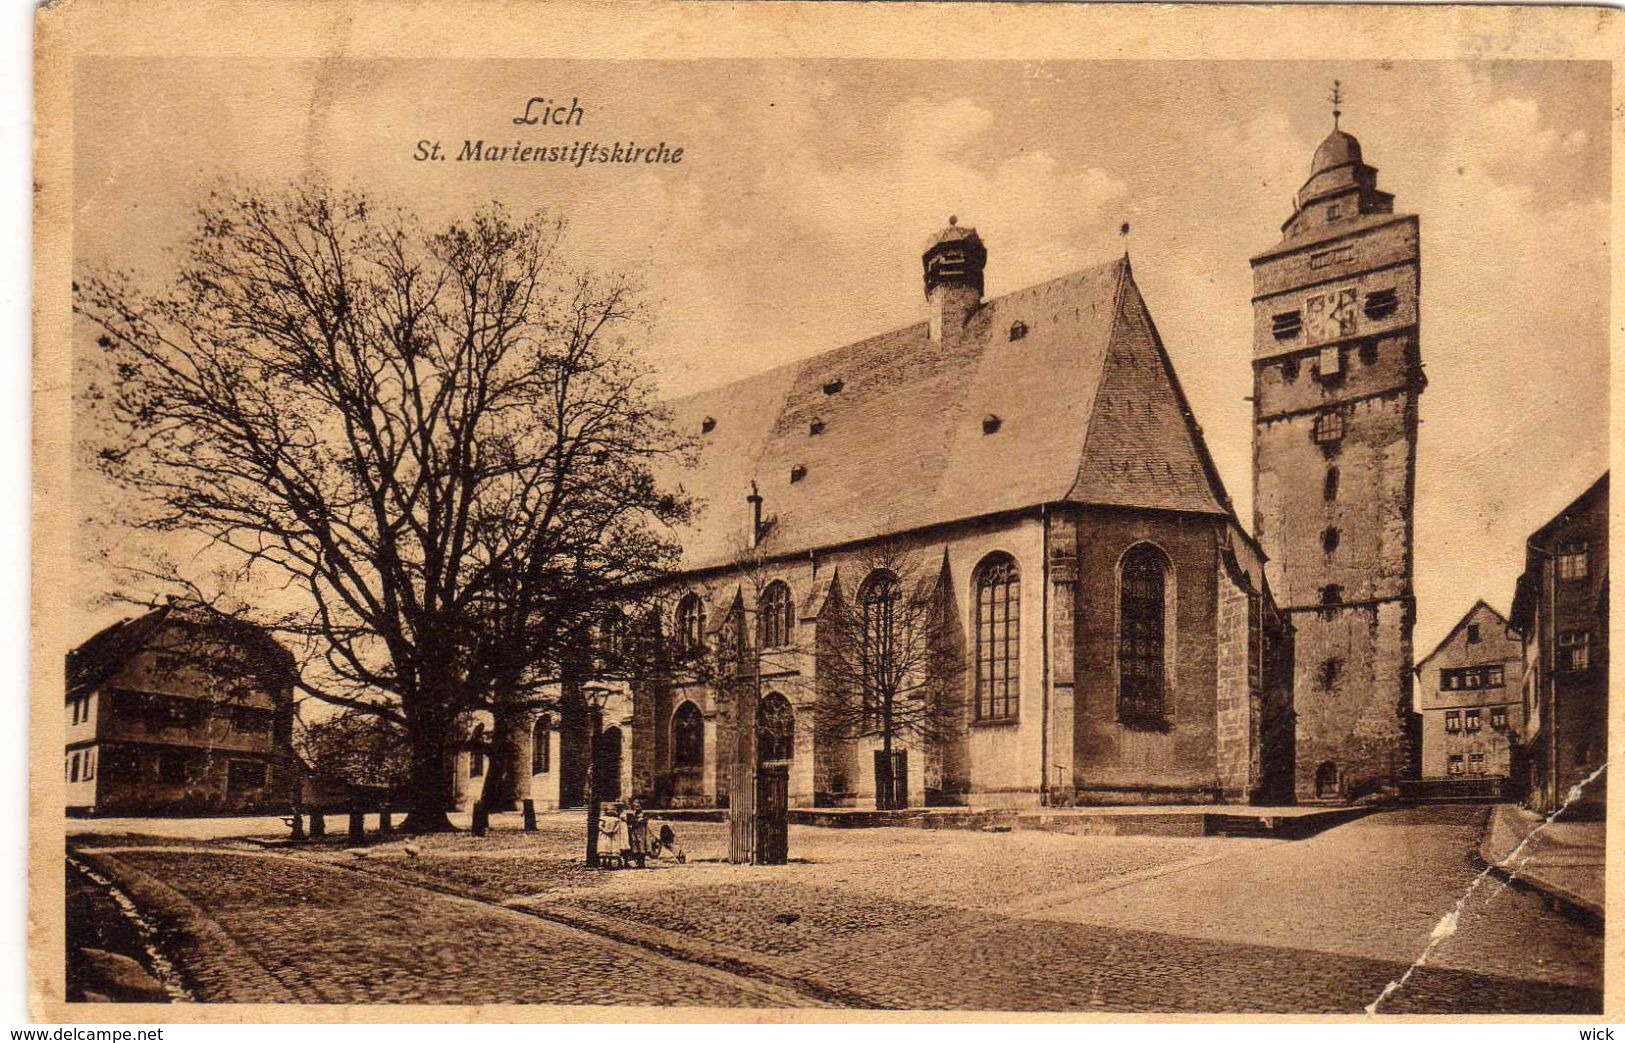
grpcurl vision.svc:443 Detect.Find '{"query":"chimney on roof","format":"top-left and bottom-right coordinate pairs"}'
top-left (746, 482), bottom-right (763, 549)
top-left (922, 216), bottom-right (985, 344)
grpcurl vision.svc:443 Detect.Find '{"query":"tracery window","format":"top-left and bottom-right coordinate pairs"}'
top-left (675, 593), bottom-right (705, 655)
top-left (859, 571), bottom-right (901, 723)
top-left (758, 693), bottom-right (794, 764)
top-left (974, 554), bottom-right (1020, 722)
top-left (759, 581), bottom-right (794, 649)
top-left (672, 702), bottom-right (704, 769)
top-left (1119, 544), bottom-right (1170, 726)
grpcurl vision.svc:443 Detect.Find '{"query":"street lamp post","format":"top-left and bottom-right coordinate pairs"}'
top-left (582, 685), bottom-right (613, 868)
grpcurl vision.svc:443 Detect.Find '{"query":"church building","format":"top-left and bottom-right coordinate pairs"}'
top-left (484, 217), bottom-right (1297, 813)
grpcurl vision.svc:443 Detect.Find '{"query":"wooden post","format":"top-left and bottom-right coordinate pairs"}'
top-left (379, 805), bottom-right (393, 833)
top-left (472, 801), bottom-right (489, 837)
top-left (348, 807), bottom-right (365, 842)
top-left (522, 799), bottom-right (537, 833)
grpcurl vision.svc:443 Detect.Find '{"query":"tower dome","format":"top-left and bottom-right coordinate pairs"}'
top-left (922, 216), bottom-right (987, 299)
top-left (1310, 128), bottom-right (1363, 175)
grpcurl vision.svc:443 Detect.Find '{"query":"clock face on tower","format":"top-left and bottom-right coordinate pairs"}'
top-left (1304, 287), bottom-right (1357, 344)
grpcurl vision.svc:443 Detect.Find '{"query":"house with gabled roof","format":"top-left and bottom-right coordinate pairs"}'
top-left (1413, 600), bottom-right (1524, 791)
top-left (65, 600), bottom-right (296, 815)
top-left (497, 220), bottom-right (1297, 814)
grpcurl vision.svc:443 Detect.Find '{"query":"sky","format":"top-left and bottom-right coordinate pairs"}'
top-left (71, 57), bottom-right (1610, 659)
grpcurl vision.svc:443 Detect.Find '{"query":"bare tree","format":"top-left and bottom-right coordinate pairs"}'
top-left (75, 183), bottom-right (690, 831)
top-left (814, 547), bottom-right (965, 807)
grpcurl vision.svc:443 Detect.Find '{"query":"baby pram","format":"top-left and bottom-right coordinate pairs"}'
top-left (652, 822), bottom-right (686, 863)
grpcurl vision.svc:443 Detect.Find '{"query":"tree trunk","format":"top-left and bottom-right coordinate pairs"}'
top-left (479, 705), bottom-right (533, 812)
top-left (400, 713), bottom-right (456, 833)
top-left (728, 674), bottom-right (760, 864)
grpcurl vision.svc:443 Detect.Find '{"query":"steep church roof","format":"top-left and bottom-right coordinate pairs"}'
top-left (661, 252), bottom-right (1235, 573)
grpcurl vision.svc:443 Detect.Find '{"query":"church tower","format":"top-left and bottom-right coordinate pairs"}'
top-left (1250, 98), bottom-right (1425, 801)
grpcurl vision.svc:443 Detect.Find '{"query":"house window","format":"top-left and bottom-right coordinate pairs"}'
top-left (1447, 754), bottom-right (1465, 775)
top-left (1557, 542), bottom-right (1589, 581)
top-left (233, 708), bottom-right (270, 735)
top-left (1468, 752), bottom-right (1485, 775)
top-left (1322, 527), bottom-right (1340, 554)
top-left (1319, 584), bottom-right (1343, 607)
top-left (1441, 666), bottom-right (1506, 691)
top-left (1009, 321), bottom-right (1029, 341)
top-left (1281, 357), bottom-right (1301, 382)
top-left (68, 752), bottom-right (80, 783)
top-left (226, 760), bottom-right (267, 793)
top-left (158, 751), bottom-right (188, 785)
top-left (700, 416), bottom-right (716, 434)
top-left (1312, 412), bottom-right (1344, 446)
top-left (809, 418), bottom-right (825, 436)
top-left (1445, 710), bottom-right (1461, 734)
top-left (974, 554), bottom-right (1021, 722)
top-left (1558, 630), bottom-right (1591, 671)
top-left (758, 693), bottom-right (794, 764)
top-left (789, 464), bottom-right (807, 483)
top-left (1465, 708), bottom-right (1482, 732)
top-left (759, 581), bottom-right (794, 649)
top-left (83, 749), bottom-right (94, 781)
top-left (1324, 467), bottom-right (1339, 502)
top-left (859, 571), bottom-right (901, 724)
top-left (1359, 340), bottom-right (1380, 366)
top-left (982, 415), bottom-right (1002, 435)
top-left (1491, 706), bottom-right (1508, 730)
top-left (822, 378), bottom-right (844, 395)
top-left (1272, 311), bottom-right (1302, 339)
top-left (1318, 657), bottom-right (1341, 690)
top-left (1118, 544), bottom-right (1170, 727)
top-left (1364, 288), bottom-right (1399, 320)
top-left (469, 723), bottom-right (486, 778)
top-left (532, 715), bottom-right (551, 774)
top-left (1467, 623), bottom-right (1481, 645)
top-left (672, 702), bottom-right (704, 769)
top-left (675, 593), bottom-right (706, 655)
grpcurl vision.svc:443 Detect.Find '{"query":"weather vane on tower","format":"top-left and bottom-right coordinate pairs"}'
top-left (1330, 79), bottom-right (1344, 129)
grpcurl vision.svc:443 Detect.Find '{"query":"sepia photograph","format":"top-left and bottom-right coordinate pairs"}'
top-left (30, 1), bottom-right (1617, 1023)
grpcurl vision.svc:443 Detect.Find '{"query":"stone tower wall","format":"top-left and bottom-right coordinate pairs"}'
top-left (1252, 205), bottom-right (1423, 801)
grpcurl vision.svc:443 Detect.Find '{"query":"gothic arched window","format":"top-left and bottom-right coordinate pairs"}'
top-left (759, 581), bottom-right (794, 649)
top-left (859, 571), bottom-right (901, 721)
top-left (675, 593), bottom-right (705, 655)
top-left (758, 692), bottom-right (794, 764)
top-left (672, 702), bottom-right (704, 769)
top-left (532, 715), bottom-right (551, 774)
top-left (974, 554), bottom-right (1021, 722)
top-left (599, 608), bottom-right (627, 667)
top-left (469, 722), bottom-right (486, 778)
top-left (1118, 544), bottom-right (1171, 727)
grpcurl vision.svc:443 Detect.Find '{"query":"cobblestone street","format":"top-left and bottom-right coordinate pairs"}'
top-left (69, 805), bottom-right (1601, 1012)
